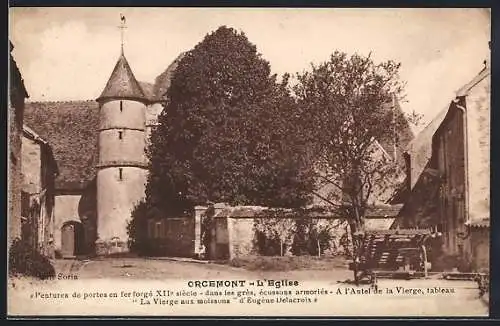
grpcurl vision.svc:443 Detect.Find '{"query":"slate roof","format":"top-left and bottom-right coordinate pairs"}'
top-left (152, 52), bottom-right (186, 102)
top-left (405, 107), bottom-right (448, 190)
top-left (405, 64), bottom-right (490, 192)
top-left (24, 101), bottom-right (100, 190)
top-left (97, 53), bottom-right (146, 102)
top-left (139, 81), bottom-right (155, 102)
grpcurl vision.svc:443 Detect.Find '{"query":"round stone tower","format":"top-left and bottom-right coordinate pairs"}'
top-left (95, 50), bottom-right (148, 255)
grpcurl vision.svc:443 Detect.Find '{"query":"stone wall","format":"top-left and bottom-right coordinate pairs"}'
top-left (9, 45), bottom-right (27, 249)
top-left (466, 73), bottom-right (490, 224)
top-left (99, 129), bottom-right (146, 164)
top-left (53, 194), bottom-right (82, 252)
top-left (8, 102), bottom-right (23, 246)
top-left (96, 166), bottom-right (147, 249)
top-left (227, 218), bottom-right (255, 258)
top-left (208, 206), bottom-right (353, 260)
top-left (97, 98), bottom-right (147, 254)
top-left (21, 133), bottom-right (56, 256)
top-left (144, 204), bottom-right (395, 260)
top-left (470, 227), bottom-right (489, 273)
top-left (147, 217), bottom-right (195, 257)
top-left (99, 100), bottom-right (146, 131)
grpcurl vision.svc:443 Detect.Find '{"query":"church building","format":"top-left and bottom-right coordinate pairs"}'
top-left (24, 36), bottom-right (184, 257)
top-left (23, 22), bottom-right (412, 258)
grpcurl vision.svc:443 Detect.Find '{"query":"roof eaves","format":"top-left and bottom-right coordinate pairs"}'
top-left (456, 66), bottom-right (490, 97)
top-left (23, 125), bottom-right (49, 145)
top-left (23, 124), bottom-right (59, 175)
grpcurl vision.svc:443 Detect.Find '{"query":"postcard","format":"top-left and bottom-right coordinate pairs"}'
top-left (7, 7), bottom-right (490, 317)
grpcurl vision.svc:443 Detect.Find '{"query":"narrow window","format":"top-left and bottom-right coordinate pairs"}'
top-left (119, 168), bottom-right (123, 181)
top-left (119, 101), bottom-right (123, 112)
top-left (118, 131), bottom-right (123, 140)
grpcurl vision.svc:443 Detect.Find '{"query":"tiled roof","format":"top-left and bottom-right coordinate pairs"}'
top-left (24, 101), bottom-right (99, 190)
top-left (152, 52), bottom-right (186, 102)
top-left (20, 53), bottom-right (186, 190)
top-left (139, 81), bottom-right (155, 102)
top-left (97, 53), bottom-right (145, 101)
top-left (23, 124), bottom-right (59, 175)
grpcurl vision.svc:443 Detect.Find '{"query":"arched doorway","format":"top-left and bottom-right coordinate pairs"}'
top-left (61, 221), bottom-right (84, 258)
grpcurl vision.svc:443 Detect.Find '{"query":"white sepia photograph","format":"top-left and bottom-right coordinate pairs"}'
top-left (7, 7), bottom-right (491, 317)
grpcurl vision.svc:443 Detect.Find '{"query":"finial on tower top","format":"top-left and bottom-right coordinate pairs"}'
top-left (119, 14), bottom-right (127, 55)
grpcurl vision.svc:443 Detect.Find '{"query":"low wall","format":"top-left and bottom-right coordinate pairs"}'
top-left (147, 217), bottom-right (195, 257)
top-left (144, 204), bottom-right (398, 260)
top-left (228, 218), bottom-right (255, 258)
top-left (214, 215), bottom-right (351, 260)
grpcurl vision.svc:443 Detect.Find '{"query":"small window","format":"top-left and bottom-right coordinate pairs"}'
top-left (118, 168), bottom-right (123, 181)
top-left (118, 131), bottom-right (123, 140)
top-left (119, 101), bottom-right (123, 112)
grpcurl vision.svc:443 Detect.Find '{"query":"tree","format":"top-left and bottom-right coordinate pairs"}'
top-left (127, 200), bottom-right (162, 255)
top-left (308, 218), bottom-right (341, 257)
top-left (146, 26), bottom-right (315, 217)
top-left (254, 210), bottom-right (296, 256)
top-left (293, 51), bottom-right (410, 243)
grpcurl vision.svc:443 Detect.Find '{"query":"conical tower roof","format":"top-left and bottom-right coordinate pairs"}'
top-left (97, 52), bottom-right (145, 102)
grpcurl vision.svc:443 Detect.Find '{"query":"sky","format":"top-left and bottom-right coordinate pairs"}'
top-left (10, 7), bottom-right (490, 133)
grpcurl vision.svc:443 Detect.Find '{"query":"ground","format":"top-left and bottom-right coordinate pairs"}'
top-left (7, 257), bottom-right (488, 317)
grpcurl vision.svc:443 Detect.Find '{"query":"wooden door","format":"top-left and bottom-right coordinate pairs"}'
top-left (61, 223), bottom-right (75, 258)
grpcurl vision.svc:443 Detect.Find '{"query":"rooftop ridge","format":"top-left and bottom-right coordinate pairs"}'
top-left (98, 53), bottom-right (145, 101)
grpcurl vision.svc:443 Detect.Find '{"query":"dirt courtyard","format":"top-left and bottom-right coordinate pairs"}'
top-left (7, 257), bottom-right (488, 317)
top-left (53, 256), bottom-right (354, 280)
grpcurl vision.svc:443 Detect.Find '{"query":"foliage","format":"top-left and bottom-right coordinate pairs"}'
top-left (254, 210), bottom-right (297, 256)
top-left (405, 110), bottom-right (425, 128)
top-left (254, 230), bottom-right (282, 256)
top-left (146, 26), bottom-right (315, 217)
top-left (127, 200), bottom-right (160, 255)
top-left (308, 218), bottom-right (340, 257)
top-left (293, 51), bottom-right (408, 237)
top-left (9, 237), bottom-right (55, 280)
top-left (291, 218), bottom-right (310, 256)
